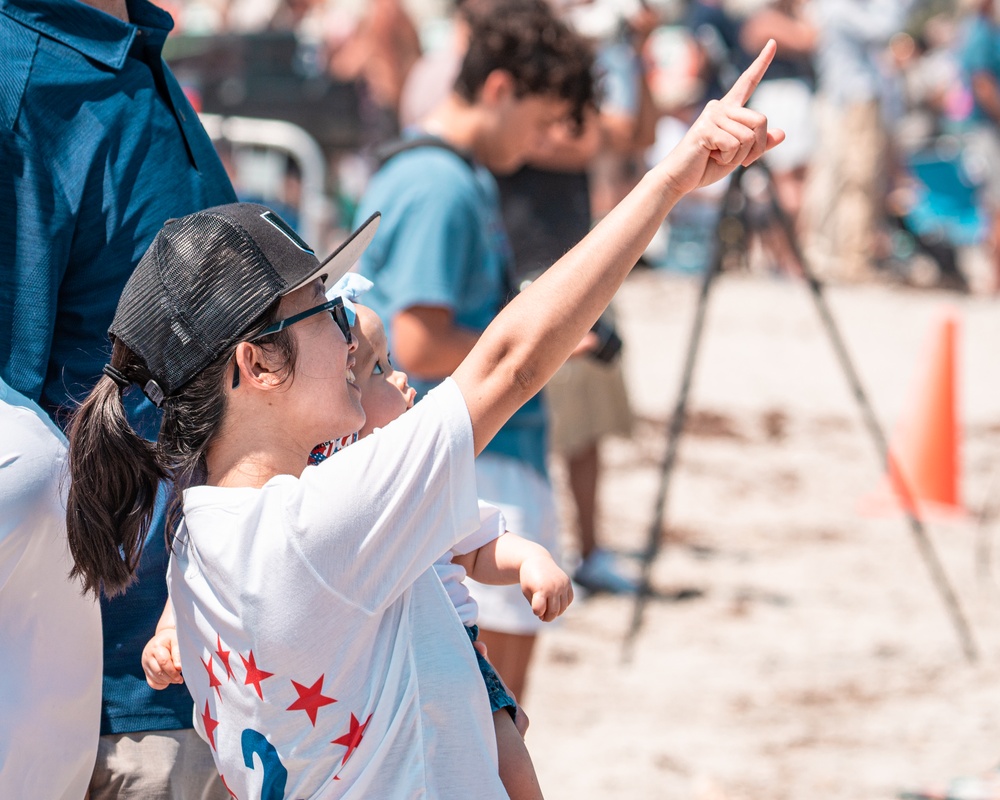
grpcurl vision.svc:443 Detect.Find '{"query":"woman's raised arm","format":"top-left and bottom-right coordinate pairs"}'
top-left (453, 41), bottom-right (785, 454)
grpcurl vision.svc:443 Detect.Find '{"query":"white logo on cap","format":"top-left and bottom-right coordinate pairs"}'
top-left (260, 211), bottom-right (315, 255)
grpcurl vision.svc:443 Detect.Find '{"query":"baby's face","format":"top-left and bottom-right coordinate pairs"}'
top-left (353, 305), bottom-right (416, 438)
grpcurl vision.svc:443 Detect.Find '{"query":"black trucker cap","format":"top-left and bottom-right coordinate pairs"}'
top-left (110, 203), bottom-right (380, 406)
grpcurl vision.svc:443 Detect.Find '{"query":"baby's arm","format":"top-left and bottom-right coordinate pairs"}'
top-left (453, 534), bottom-right (573, 622)
top-left (494, 708), bottom-right (543, 800)
top-left (141, 599), bottom-right (184, 689)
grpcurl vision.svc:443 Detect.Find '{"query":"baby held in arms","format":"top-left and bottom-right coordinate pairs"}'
top-left (143, 275), bottom-right (572, 800)
top-left (69, 42), bottom-right (781, 798)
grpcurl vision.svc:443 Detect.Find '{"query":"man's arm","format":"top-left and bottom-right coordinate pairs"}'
top-left (972, 71), bottom-right (1000, 127)
top-left (390, 306), bottom-right (481, 380)
top-left (357, 150), bottom-right (487, 380)
top-left (962, 16), bottom-right (1000, 126)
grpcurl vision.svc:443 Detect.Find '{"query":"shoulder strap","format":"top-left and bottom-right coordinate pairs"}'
top-left (373, 135), bottom-right (476, 171)
top-left (372, 133), bottom-right (519, 306)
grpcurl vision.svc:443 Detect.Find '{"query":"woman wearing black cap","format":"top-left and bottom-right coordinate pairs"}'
top-left (64, 43), bottom-right (782, 799)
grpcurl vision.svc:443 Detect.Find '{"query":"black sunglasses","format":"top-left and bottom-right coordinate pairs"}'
top-left (232, 297), bottom-right (352, 389)
top-left (250, 296), bottom-right (352, 344)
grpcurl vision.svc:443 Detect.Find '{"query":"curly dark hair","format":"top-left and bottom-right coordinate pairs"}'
top-left (454, 0), bottom-right (596, 131)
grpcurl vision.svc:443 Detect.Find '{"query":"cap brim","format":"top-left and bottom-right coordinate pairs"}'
top-left (283, 212), bottom-right (380, 295)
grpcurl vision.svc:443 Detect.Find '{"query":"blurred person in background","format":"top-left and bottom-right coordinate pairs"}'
top-left (738, 0), bottom-right (817, 275)
top-left (399, 0), bottom-right (471, 129)
top-left (268, 0), bottom-right (320, 30)
top-left (879, 17), bottom-right (972, 291)
top-left (400, 0), bottom-right (648, 593)
top-left (572, 0), bottom-right (660, 218)
top-left (355, 0), bottom-right (596, 701)
top-left (685, 0), bottom-right (749, 107)
top-left (643, 12), bottom-right (733, 272)
top-left (957, 0), bottom-right (1000, 291)
top-left (801, 0), bottom-right (913, 283)
top-left (496, 0), bottom-right (661, 594)
top-left (328, 0), bottom-right (423, 146)
top-left (0, 0), bottom-right (236, 795)
top-left (888, 15), bottom-right (967, 151)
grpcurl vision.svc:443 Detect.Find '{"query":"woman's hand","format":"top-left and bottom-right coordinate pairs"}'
top-left (659, 40), bottom-right (785, 199)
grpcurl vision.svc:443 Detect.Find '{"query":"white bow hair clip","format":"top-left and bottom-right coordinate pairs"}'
top-left (326, 272), bottom-right (373, 325)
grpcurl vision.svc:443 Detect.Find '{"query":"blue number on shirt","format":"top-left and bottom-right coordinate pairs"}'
top-left (241, 729), bottom-right (288, 800)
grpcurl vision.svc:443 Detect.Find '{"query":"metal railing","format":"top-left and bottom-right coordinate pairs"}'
top-left (199, 113), bottom-right (332, 248)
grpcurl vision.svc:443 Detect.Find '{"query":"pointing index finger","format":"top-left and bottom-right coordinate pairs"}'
top-left (724, 39), bottom-right (776, 107)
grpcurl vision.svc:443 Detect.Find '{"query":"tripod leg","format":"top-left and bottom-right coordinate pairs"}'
top-left (622, 167), bottom-right (748, 663)
top-left (759, 161), bottom-right (979, 663)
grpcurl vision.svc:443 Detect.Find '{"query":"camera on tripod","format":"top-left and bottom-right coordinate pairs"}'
top-left (589, 313), bottom-right (623, 363)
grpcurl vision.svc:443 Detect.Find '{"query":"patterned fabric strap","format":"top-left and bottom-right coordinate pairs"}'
top-left (308, 433), bottom-right (358, 465)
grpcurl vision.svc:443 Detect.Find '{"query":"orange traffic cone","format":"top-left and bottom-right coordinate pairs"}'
top-left (861, 309), bottom-right (965, 518)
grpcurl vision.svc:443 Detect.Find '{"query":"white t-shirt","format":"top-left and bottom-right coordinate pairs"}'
top-left (325, 428), bottom-right (506, 629)
top-left (168, 379), bottom-right (507, 799)
top-left (0, 379), bottom-right (102, 799)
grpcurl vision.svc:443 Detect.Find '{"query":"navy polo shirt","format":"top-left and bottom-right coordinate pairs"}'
top-left (0, 0), bottom-right (236, 734)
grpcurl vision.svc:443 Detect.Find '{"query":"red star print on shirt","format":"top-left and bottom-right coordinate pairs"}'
top-left (332, 712), bottom-right (372, 766)
top-left (240, 650), bottom-right (274, 700)
top-left (216, 634), bottom-right (234, 681)
top-left (220, 774), bottom-right (237, 798)
top-left (201, 700), bottom-right (220, 751)
top-left (201, 654), bottom-right (222, 700)
top-left (286, 675), bottom-right (337, 726)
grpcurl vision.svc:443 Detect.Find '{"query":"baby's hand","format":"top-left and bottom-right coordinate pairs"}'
top-left (142, 628), bottom-right (184, 689)
top-left (519, 555), bottom-right (573, 622)
top-left (513, 703), bottom-right (530, 737)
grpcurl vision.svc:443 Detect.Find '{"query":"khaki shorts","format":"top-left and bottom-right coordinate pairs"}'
top-left (544, 355), bottom-right (633, 459)
top-left (89, 728), bottom-right (229, 800)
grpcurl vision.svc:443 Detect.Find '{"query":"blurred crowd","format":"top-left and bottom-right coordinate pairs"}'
top-left (3, 0), bottom-right (996, 796)
top-left (144, 0), bottom-right (1000, 739)
top-left (157, 0), bottom-right (1000, 295)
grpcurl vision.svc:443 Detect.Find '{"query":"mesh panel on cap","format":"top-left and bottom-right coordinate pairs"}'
top-left (114, 212), bottom-right (285, 395)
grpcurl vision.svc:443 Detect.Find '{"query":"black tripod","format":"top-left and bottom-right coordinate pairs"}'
top-left (621, 162), bottom-right (978, 663)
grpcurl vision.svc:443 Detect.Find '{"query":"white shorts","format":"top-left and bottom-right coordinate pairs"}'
top-left (749, 78), bottom-right (816, 172)
top-left (466, 453), bottom-right (560, 635)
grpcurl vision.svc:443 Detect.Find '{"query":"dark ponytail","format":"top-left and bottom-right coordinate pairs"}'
top-left (65, 305), bottom-right (295, 598)
top-left (66, 341), bottom-right (165, 597)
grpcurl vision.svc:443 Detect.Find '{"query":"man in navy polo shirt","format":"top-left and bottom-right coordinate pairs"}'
top-left (0, 0), bottom-right (235, 796)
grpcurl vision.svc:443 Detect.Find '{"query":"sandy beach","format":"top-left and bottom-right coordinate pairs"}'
top-left (523, 268), bottom-right (1000, 800)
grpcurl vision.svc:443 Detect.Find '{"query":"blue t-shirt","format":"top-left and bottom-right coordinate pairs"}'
top-left (0, 0), bottom-right (237, 735)
top-left (961, 16), bottom-right (1000, 126)
top-left (355, 143), bottom-right (547, 477)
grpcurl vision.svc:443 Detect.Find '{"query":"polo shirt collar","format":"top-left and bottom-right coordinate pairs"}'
top-left (0, 0), bottom-right (174, 70)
